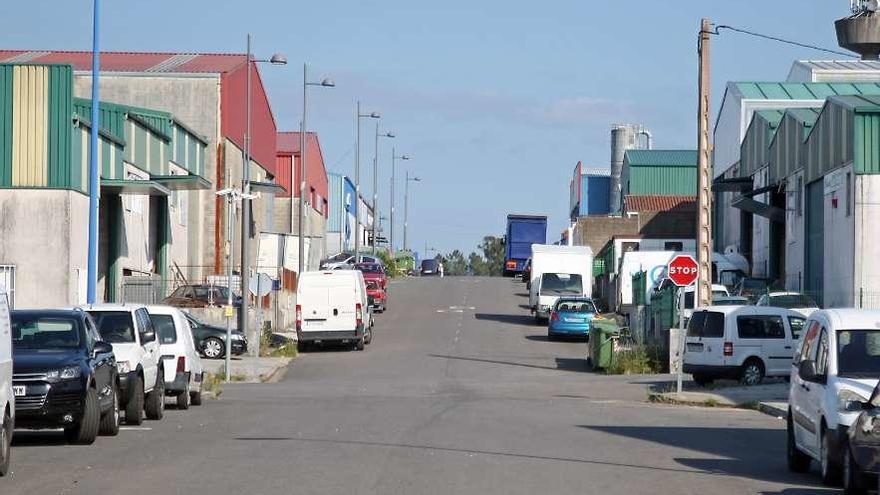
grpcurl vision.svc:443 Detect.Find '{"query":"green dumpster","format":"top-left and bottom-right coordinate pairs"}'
top-left (587, 318), bottom-right (619, 370)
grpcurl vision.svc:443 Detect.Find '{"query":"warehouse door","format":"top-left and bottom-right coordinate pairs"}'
top-left (768, 189), bottom-right (786, 283)
top-left (804, 180), bottom-right (824, 306)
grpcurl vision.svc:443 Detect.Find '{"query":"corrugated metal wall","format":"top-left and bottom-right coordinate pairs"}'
top-left (628, 166), bottom-right (696, 195)
top-left (806, 100), bottom-right (853, 184)
top-left (855, 113), bottom-right (880, 174)
top-left (327, 173), bottom-right (343, 233)
top-left (0, 64), bottom-right (72, 188)
top-left (739, 113), bottom-right (779, 179)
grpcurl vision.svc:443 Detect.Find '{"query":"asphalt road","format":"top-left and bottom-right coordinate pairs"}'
top-left (3, 277), bottom-right (836, 494)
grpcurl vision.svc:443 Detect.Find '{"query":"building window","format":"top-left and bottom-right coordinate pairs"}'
top-left (0, 265), bottom-right (14, 308)
top-left (621, 242), bottom-right (639, 253)
top-left (664, 242), bottom-right (683, 251)
top-left (796, 176), bottom-right (803, 217)
top-left (846, 172), bottom-right (852, 217)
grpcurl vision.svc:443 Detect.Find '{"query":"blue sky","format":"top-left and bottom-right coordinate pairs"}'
top-left (2, 0), bottom-right (848, 256)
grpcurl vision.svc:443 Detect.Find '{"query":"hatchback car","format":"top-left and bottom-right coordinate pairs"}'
top-left (787, 309), bottom-right (880, 486)
top-left (684, 305), bottom-right (806, 386)
top-left (183, 312), bottom-right (247, 359)
top-left (365, 280), bottom-right (387, 313)
top-left (356, 262), bottom-right (388, 291)
top-left (547, 297), bottom-right (596, 340)
top-left (147, 306), bottom-right (204, 409)
top-left (162, 284), bottom-right (240, 308)
top-left (842, 382), bottom-right (880, 494)
top-left (11, 310), bottom-right (120, 443)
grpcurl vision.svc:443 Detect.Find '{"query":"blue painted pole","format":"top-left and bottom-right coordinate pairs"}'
top-left (86, 0), bottom-right (100, 304)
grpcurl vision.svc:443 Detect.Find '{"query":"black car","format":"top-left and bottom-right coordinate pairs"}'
top-left (420, 259), bottom-right (441, 276)
top-left (844, 382), bottom-right (880, 494)
top-left (11, 310), bottom-right (120, 444)
top-left (183, 312), bottom-right (247, 359)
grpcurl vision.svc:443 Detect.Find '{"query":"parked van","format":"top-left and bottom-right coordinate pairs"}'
top-left (529, 245), bottom-right (593, 323)
top-left (296, 271), bottom-right (372, 351)
top-left (0, 290), bottom-right (12, 476)
top-left (683, 305), bottom-right (807, 386)
top-left (146, 306), bottom-right (204, 409)
top-left (786, 309), bottom-right (880, 486)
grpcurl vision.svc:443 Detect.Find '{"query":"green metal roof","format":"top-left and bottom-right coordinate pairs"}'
top-left (828, 94), bottom-right (880, 113)
top-left (754, 109), bottom-right (784, 128)
top-left (623, 150), bottom-right (697, 167)
top-left (73, 98), bottom-right (173, 142)
top-left (734, 82), bottom-right (880, 100)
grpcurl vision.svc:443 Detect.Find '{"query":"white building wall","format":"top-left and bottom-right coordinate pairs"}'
top-left (823, 165), bottom-right (856, 308)
top-left (785, 171), bottom-right (806, 291)
top-left (855, 174), bottom-right (880, 307)
top-left (118, 163), bottom-right (156, 276)
top-left (751, 168), bottom-right (771, 278)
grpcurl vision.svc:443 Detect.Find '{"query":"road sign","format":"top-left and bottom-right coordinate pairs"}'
top-left (667, 255), bottom-right (698, 287)
top-left (249, 273), bottom-right (273, 297)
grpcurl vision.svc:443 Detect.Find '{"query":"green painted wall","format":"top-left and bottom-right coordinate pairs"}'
top-left (628, 166), bottom-right (697, 195)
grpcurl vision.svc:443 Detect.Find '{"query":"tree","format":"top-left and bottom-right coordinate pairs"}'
top-left (468, 252), bottom-right (489, 276)
top-left (479, 236), bottom-right (506, 276)
top-left (443, 250), bottom-right (468, 276)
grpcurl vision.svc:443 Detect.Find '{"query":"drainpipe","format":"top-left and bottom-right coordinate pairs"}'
top-left (638, 129), bottom-right (653, 150)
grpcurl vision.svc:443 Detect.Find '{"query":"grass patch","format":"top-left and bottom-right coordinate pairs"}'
top-left (213, 370), bottom-right (248, 382)
top-left (202, 372), bottom-right (224, 398)
top-left (260, 324), bottom-right (299, 358)
top-left (606, 344), bottom-right (664, 375)
top-left (266, 344), bottom-right (298, 358)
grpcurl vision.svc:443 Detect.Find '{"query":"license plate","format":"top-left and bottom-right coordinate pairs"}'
top-left (305, 320), bottom-right (324, 327)
top-left (13, 385), bottom-right (25, 397)
top-left (564, 317), bottom-right (585, 323)
top-left (686, 343), bottom-right (703, 352)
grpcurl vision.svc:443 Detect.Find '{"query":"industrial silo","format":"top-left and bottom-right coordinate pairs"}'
top-left (609, 124), bottom-right (640, 214)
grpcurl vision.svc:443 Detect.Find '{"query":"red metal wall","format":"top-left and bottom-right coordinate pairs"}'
top-left (220, 64), bottom-right (277, 175)
top-left (275, 133), bottom-right (328, 211)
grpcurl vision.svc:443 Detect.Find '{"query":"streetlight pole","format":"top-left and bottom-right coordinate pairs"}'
top-left (240, 35), bottom-right (286, 356)
top-left (373, 124), bottom-right (394, 255)
top-left (404, 171), bottom-right (421, 252)
top-left (298, 64), bottom-right (334, 276)
top-left (390, 149), bottom-right (410, 254)
top-left (355, 102), bottom-right (380, 263)
top-left (86, 0), bottom-right (100, 304)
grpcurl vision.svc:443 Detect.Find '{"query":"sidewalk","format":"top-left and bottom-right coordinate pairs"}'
top-left (651, 381), bottom-right (789, 412)
top-left (201, 355), bottom-right (293, 383)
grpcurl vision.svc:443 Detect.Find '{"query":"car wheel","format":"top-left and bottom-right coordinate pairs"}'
top-left (0, 408), bottom-right (11, 477)
top-left (787, 410), bottom-right (811, 473)
top-left (203, 337), bottom-right (225, 359)
top-left (365, 327), bottom-right (373, 345)
top-left (297, 341), bottom-right (308, 353)
top-left (692, 374), bottom-right (715, 387)
top-left (65, 388), bottom-right (100, 445)
top-left (99, 383), bottom-right (121, 436)
top-left (145, 371), bottom-right (165, 420)
top-left (190, 375), bottom-right (203, 406)
top-left (739, 359), bottom-right (764, 386)
top-left (125, 375), bottom-right (145, 425)
top-left (844, 442), bottom-right (868, 495)
top-left (821, 426), bottom-right (843, 486)
top-left (177, 380), bottom-right (191, 410)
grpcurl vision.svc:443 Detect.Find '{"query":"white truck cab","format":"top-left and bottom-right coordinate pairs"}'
top-left (787, 309), bottom-right (880, 485)
top-left (0, 290), bottom-right (12, 476)
top-left (84, 305), bottom-right (164, 425)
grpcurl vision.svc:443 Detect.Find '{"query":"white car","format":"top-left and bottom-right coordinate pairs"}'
top-left (147, 306), bottom-right (204, 409)
top-left (85, 305), bottom-right (164, 424)
top-left (756, 291), bottom-right (820, 318)
top-left (683, 305), bottom-right (807, 386)
top-left (680, 284), bottom-right (730, 323)
top-left (296, 270), bottom-right (372, 351)
top-left (320, 253), bottom-right (380, 271)
top-left (0, 291), bottom-right (12, 477)
top-left (787, 309), bottom-right (880, 486)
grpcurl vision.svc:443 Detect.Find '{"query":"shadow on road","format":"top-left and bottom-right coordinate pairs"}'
top-left (526, 335), bottom-right (588, 344)
top-left (580, 425), bottom-right (831, 491)
top-left (474, 313), bottom-right (534, 326)
top-left (429, 354), bottom-right (589, 373)
top-left (517, 304), bottom-right (532, 310)
top-left (514, 292), bottom-right (529, 298)
top-left (11, 431), bottom-right (70, 447)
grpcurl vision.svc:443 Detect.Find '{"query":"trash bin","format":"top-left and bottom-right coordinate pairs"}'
top-left (587, 318), bottom-right (619, 370)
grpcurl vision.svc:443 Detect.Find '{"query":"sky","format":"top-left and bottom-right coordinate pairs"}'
top-left (1, 0), bottom-right (850, 256)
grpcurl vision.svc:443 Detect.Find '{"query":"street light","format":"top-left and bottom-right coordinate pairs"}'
top-left (390, 148), bottom-right (411, 253)
top-left (404, 171), bottom-right (421, 252)
top-left (355, 102), bottom-right (380, 263)
top-left (373, 125), bottom-right (395, 254)
top-left (297, 64), bottom-right (334, 278)
top-left (241, 34), bottom-right (286, 357)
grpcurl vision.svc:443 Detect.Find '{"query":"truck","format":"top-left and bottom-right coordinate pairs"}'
top-left (529, 244), bottom-right (593, 323)
top-left (504, 214), bottom-right (548, 277)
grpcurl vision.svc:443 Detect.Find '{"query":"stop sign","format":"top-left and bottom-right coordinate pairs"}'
top-left (667, 255), bottom-right (698, 287)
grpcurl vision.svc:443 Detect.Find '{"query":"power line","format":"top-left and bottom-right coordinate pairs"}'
top-left (712, 24), bottom-right (856, 58)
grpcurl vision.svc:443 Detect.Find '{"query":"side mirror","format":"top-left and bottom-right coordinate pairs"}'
top-left (799, 359), bottom-right (818, 381)
top-left (94, 341), bottom-right (114, 355)
top-left (140, 330), bottom-right (156, 344)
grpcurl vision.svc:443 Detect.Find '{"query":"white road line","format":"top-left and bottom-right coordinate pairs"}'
top-left (120, 427), bottom-right (153, 431)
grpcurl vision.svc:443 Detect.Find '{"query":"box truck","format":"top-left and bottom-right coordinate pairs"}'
top-left (529, 245), bottom-right (593, 323)
top-left (504, 215), bottom-right (547, 277)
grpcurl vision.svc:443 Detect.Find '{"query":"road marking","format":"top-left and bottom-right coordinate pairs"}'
top-left (448, 306), bottom-right (475, 311)
top-left (120, 427), bottom-right (153, 431)
top-left (436, 309), bottom-right (463, 313)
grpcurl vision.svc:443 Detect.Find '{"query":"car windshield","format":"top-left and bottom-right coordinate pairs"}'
top-left (713, 297), bottom-right (749, 306)
top-left (769, 294), bottom-right (817, 308)
top-left (327, 253), bottom-right (352, 262)
top-left (193, 286), bottom-right (229, 300)
top-left (422, 260), bottom-right (439, 270)
top-left (837, 330), bottom-right (880, 378)
top-left (357, 264), bottom-right (383, 273)
top-left (89, 311), bottom-right (136, 343)
top-left (11, 315), bottom-right (82, 349)
top-left (540, 273), bottom-right (583, 295)
top-left (555, 299), bottom-right (596, 313)
top-left (151, 314), bottom-right (177, 344)
top-left (366, 281), bottom-right (380, 290)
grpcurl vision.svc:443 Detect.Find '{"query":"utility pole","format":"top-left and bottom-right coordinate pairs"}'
top-left (355, 101), bottom-right (361, 263)
top-left (696, 17), bottom-right (713, 308)
top-left (86, 0), bottom-right (100, 304)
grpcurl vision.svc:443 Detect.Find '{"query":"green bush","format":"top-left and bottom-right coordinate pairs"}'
top-left (606, 345), bottom-right (663, 375)
top-left (376, 251), bottom-right (400, 277)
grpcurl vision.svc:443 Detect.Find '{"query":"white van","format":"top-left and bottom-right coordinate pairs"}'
top-left (0, 291), bottom-right (12, 476)
top-left (683, 305), bottom-right (807, 386)
top-left (529, 245), bottom-right (593, 323)
top-left (146, 306), bottom-right (204, 409)
top-left (296, 271), bottom-right (372, 351)
top-left (680, 284), bottom-right (731, 323)
top-left (786, 309), bottom-right (880, 486)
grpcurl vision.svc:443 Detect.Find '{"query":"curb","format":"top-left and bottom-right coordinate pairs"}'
top-left (756, 401), bottom-right (787, 418)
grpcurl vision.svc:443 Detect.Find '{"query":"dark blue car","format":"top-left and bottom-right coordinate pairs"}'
top-left (548, 297), bottom-right (596, 340)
